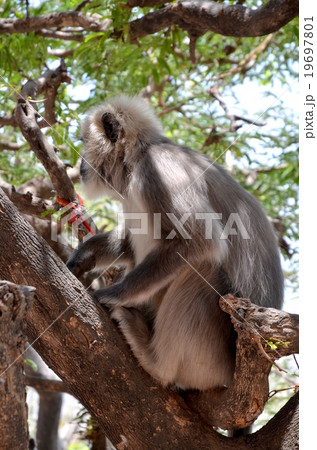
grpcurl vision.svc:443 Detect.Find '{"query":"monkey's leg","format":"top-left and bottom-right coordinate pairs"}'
top-left (111, 306), bottom-right (172, 386)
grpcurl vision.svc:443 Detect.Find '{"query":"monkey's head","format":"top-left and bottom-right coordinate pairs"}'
top-left (79, 95), bottom-right (163, 199)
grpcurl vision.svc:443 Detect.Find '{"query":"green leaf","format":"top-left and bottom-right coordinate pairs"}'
top-left (24, 359), bottom-right (38, 372)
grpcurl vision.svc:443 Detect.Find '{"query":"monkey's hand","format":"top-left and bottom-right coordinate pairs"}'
top-left (93, 244), bottom-right (186, 307)
top-left (66, 247), bottom-right (96, 278)
top-left (93, 284), bottom-right (123, 307)
top-left (66, 231), bottom-right (134, 279)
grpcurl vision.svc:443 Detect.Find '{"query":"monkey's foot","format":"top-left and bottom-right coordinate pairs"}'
top-left (93, 286), bottom-right (121, 306)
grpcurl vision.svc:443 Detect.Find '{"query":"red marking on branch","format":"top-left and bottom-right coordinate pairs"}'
top-left (56, 193), bottom-right (96, 235)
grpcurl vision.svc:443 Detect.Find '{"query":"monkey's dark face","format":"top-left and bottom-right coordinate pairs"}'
top-left (79, 96), bottom-right (164, 199)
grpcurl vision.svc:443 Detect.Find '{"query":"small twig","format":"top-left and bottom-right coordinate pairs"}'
top-left (293, 354), bottom-right (299, 370)
top-left (208, 86), bottom-right (265, 138)
top-left (255, 337), bottom-right (287, 373)
top-left (233, 114), bottom-right (266, 127)
top-left (0, 141), bottom-right (24, 152)
top-left (158, 103), bottom-right (184, 117)
top-left (27, 98), bottom-right (47, 103)
top-left (36, 29), bottom-right (85, 42)
top-left (268, 384), bottom-right (299, 399)
top-left (212, 33), bottom-right (277, 81)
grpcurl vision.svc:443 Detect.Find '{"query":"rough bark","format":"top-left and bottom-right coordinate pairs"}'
top-left (245, 391), bottom-right (299, 449)
top-left (0, 281), bottom-right (35, 450)
top-left (0, 184), bottom-right (54, 218)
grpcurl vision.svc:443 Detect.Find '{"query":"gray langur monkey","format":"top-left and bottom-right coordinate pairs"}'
top-left (67, 95), bottom-right (284, 391)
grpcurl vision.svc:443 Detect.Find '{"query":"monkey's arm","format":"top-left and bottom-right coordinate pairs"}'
top-left (66, 230), bottom-right (134, 278)
top-left (93, 243), bottom-right (192, 306)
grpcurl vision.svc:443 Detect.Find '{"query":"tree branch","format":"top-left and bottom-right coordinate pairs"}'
top-left (0, 141), bottom-right (24, 152)
top-left (47, 48), bottom-right (77, 58)
top-left (247, 391), bottom-right (299, 449)
top-left (0, 281), bottom-right (35, 449)
top-left (127, 0), bottom-right (173, 6)
top-left (7, 159), bottom-right (81, 200)
top-left (0, 1), bottom-right (298, 44)
top-left (25, 375), bottom-right (69, 394)
top-left (0, 183), bottom-right (54, 218)
top-left (209, 86), bottom-right (266, 132)
top-left (14, 62), bottom-right (78, 204)
top-left (212, 32), bottom-right (277, 81)
top-left (35, 29), bottom-right (85, 41)
top-left (0, 115), bottom-right (17, 128)
top-left (0, 190), bottom-right (299, 448)
top-left (129, 0), bottom-right (299, 42)
top-left (0, 11), bottom-right (112, 35)
top-left (18, 60), bottom-right (72, 128)
top-left (13, 66), bottom-right (97, 243)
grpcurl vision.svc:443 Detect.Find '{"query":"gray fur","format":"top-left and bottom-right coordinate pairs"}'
top-left (67, 95), bottom-right (284, 390)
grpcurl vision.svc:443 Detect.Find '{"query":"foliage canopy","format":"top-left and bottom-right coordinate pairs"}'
top-left (0, 0), bottom-right (298, 277)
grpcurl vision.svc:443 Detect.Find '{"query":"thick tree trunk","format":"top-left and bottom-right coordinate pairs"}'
top-left (0, 189), bottom-right (298, 449)
top-left (0, 280), bottom-right (35, 450)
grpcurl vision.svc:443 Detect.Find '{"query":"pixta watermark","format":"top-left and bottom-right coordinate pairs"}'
top-left (52, 208), bottom-right (250, 245)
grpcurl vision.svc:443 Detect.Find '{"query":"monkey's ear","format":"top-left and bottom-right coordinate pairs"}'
top-left (101, 112), bottom-right (121, 143)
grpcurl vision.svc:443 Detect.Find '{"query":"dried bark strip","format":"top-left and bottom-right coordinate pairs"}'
top-left (0, 281), bottom-right (35, 450)
top-left (0, 189), bottom-right (298, 449)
